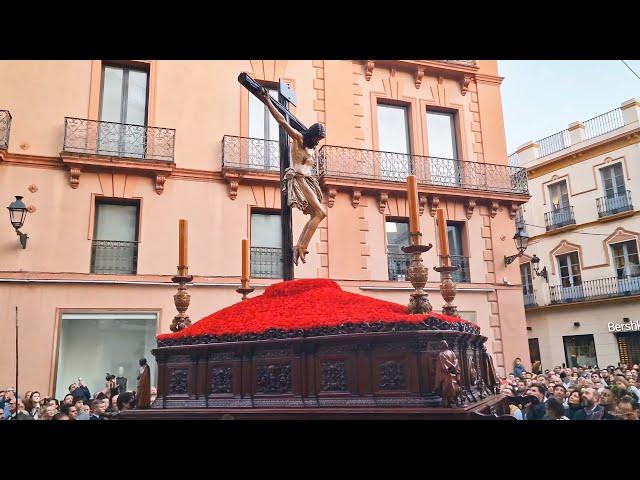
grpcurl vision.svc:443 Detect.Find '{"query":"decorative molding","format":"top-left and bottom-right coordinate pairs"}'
top-left (256, 364), bottom-right (292, 394)
top-left (169, 369), bottom-right (188, 394)
top-left (365, 61), bottom-right (375, 81)
top-left (210, 367), bottom-right (233, 394)
top-left (378, 360), bottom-right (407, 391)
top-left (378, 191), bottom-right (389, 214)
top-left (419, 194), bottom-right (427, 216)
top-left (461, 74), bottom-right (472, 96)
top-left (28, 184), bottom-right (38, 193)
top-left (27, 205), bottom-right (36, 214)
top-left (321, 361), bottom-right (347, 392)
top-left (490, 201), bottom-right (499, 218)
top-left (430, 195), bottom-right (440, 217)
top-left (155, 173), bottom-right (166, 195)
top-left (351, 189), bottom-right (361, 208)
top-left (327, 187), bottom-right (337, 208)
top-left (509, 203), bottom-right (519, 220)
top-left (415, 67), bottom-right (425, 89)
top-left (465, 199), bottom-right (477, 220)
top-left (227, 178), bottom-right (240, 200)
top-left (69, 167), bottom-right (81, 189)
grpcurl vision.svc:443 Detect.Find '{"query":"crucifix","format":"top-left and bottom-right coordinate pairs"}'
top-left (238, 73), bottom-right (326, 280)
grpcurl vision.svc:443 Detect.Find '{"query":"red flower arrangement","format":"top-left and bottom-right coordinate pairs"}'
top-left (158, 279), bottom-right (479, 343)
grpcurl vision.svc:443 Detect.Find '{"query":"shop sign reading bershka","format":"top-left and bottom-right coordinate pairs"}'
top-left (608, 320), bottom-right (640, 332)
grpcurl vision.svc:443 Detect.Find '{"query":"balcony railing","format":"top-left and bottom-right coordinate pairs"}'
top-left (251, 246), bottom-right (282, 279)
top-left (537, 130), bottom-right (571, 158)
top-left (544, 206), bottom-right (575, 231)
top-left (584, 108), bottom-right (624, 140)
top-left (596, 191), bottom-right (633, 217)
top-left (451, 255), bottom-right (470, 283)
top-left (222, 135), bottom-right (280, 173)
top-left (549, 276), bottom-right (640, 305)
top-left (0, 110), bottom-right (11, 150)
top-left (63, 117), bottom-right (175, 162)
top-left (388, 252), bottom-right (411, 281)
top-left (91, 240), bottom-right (138, 275)
top-left (440, 60), bottom-right (477, 67)
top-left (318, 145), bottom-right (529, 195)
top-left (523, 292), bottom-right (537, 308)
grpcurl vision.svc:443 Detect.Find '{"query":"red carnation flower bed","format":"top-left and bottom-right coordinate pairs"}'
top-left (158, 279), bottom-right (479, 342)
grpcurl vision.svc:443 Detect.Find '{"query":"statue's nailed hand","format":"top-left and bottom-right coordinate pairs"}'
top-left (258, 87), bottom-right (270, 102)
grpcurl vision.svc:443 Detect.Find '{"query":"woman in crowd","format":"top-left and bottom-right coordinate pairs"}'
top-left (545, 397), bottom-right (569, 420)
top-left (565, 389), bottom-right (582, 420)
top-left (27, 391), bottom-right (42, 419)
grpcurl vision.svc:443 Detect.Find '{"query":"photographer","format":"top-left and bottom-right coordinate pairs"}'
top-left (70, 379), bottom-right (91, 403)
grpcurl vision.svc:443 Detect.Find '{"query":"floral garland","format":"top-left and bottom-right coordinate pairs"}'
top-left (157, 278), bottom-right (480, 346)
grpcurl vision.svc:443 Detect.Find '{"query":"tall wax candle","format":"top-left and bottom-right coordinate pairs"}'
top-left (407, 175), bottom-right (420, 240)
top-left (436, 209), bottom-right (450, 266)
top-left (242, 238), bottom-right (250, 282)
top-left (179, 219), bottom-right (188, 267)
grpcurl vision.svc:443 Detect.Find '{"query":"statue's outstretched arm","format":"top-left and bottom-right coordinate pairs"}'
top-left (260, 89), bottom-right (302, 143)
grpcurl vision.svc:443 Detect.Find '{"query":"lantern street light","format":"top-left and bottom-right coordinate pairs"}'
top-left (504, 226), bottom-right (529, 265)
top-left (530, 254), bottom-right (549, 282)
top-left (7, 196), bottom-right (28, 249)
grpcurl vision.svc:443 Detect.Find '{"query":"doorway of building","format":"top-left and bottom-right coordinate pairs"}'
top-left (528, 338), bottom-right (542, 373)
top-left (563, 334), bottom-right (598, 368)
top-left (616, 332), bottom-right (640, 366)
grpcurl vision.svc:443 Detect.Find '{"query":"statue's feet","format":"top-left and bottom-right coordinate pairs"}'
top-left (293, 245), bottom-right (308, 266)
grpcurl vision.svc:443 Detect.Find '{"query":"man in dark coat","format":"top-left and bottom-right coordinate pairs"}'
top-left (136, 358), bottom-right (151, 409)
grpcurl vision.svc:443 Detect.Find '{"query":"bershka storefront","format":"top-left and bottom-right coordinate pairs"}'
top-left (608, 319), bottom-right (640, 365)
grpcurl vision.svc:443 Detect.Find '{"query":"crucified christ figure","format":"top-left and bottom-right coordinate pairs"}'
top-left (258, 87), bottom-right (327, 266)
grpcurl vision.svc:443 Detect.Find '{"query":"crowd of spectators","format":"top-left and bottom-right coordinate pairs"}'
top-left (500, 357), bottom-right (640, 420)
top-left (0, 377), bottom-right (157, 420)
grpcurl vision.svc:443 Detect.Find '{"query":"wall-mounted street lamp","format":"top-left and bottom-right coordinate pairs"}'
top-left (7, 196), bottom-right (28, 249)
top-left (530, 254), bottom-right (549, 282)
top-left (504, 226), bottom-right (529, 266)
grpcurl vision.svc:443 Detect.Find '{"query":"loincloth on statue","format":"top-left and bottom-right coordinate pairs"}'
top-left (282, 167), bottom-right (323, 215)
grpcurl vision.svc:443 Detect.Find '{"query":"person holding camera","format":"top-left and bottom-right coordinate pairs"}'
top-left (69, 378), bottom-right (91, 403)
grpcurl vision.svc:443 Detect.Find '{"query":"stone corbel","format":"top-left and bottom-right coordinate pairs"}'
top-left (155, 173), bottom-right (167, 195)
top-left (509, 203), bottom-right (519, 220)
top-left (69, 167), bottom-right (81, 189)
top-left (327, 187), bottom-right (337, 208)
top-left (419, 194), bottom-right (427, 216)
top-left (365, 60), bottom-right (375, 81)
top-left (351, 189), bottom-right (361, 208)
top-left (490, 200), bottom-right (499, 218)
top-left (223, 172), bottom-right (242, 200)
top-left (430, 195), bottom-right (440, 217)
top-left (378, 191), bottom-right (389, 214)
top-left (461, 74), bottom-right (472, 96)
top-left (466, 199), bottom-right (477, 220)
top-left (415, 67), bottom-right (425, 89)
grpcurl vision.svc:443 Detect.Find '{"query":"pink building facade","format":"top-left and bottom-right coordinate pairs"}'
top-left (0, 60), bottom-right (529, 398)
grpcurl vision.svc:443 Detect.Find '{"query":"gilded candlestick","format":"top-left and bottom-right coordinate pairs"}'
top-left (170, 266), bottom-right (194, 332)
top-left (433, 264), bottom-right (460, 317)
top-left (401, 242), bottom-right (432, 314)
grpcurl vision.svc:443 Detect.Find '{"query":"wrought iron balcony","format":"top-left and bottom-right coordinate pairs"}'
top-left (0, 110), bottom-right (11, 150)
top-left (388, 252), bottom-right (411, 281)
top-left (549, 276), bottom-right (640, 305)
top-left (523, 292), bottom-right (538, 308)
top-left (439, 60), bottom-right (477, 67)
top-left (91, 240), bottom-right (138, 275)
top-left (318, 145), bottom-right (529, 195)
top-left (451, 255), bottom-right (470, 283)
top-left (63, 117), bottom-right (175, 162)
top-left (251, 246), bottom-right (282, 279)
top-left (596, 191), bottom-right (633, 217)
top-left (222, 135), bottom-right (280, 173)
top-left (544, 206), bottom-right (575, 231)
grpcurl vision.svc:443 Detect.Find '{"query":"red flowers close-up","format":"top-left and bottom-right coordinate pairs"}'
top-left (158, 278), bottom-right (479, 342)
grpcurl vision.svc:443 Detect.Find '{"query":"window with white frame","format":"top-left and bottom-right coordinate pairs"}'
top-left (250, 211), bottom-right (282, 278)
top-left (426, 110), bottom-right (460, 187)
top-left (611, 240), bottom-right (640, 279)
top-left (600, 163), bottom-right (626, 199)
top-left (248, 86), bottom-right (279, 169)
top-left (377, 104), bottom-right (411, 180)
top-left (557, 252), bottom-right (582, 288)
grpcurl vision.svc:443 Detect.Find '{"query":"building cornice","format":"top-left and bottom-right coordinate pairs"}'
top-left (526, 126), bottom-right (640, 180)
